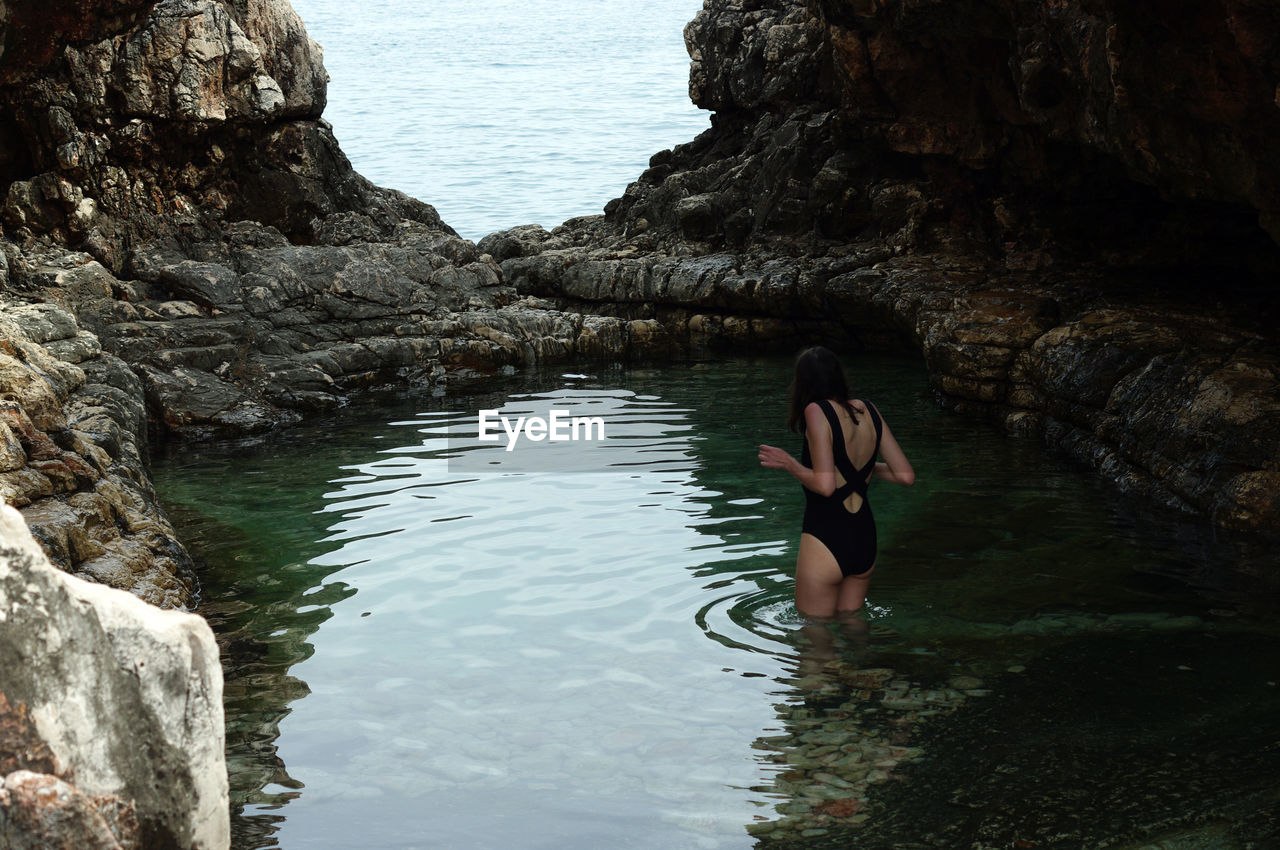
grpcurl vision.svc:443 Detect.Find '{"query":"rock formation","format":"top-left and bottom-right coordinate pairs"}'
top-left (0, 0), bottom-right (687, 433)
top-left (0, 504), bottom-right (228, 849)
top-left (0, 689), bottom-right (143, 850)
top-left (0, 300), bottom-right (193, 606)
top-left (493, 0), bottom-right (1280, 531)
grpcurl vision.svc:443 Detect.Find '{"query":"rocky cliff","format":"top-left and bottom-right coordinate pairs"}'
top-left (496, 0), bottom-right (1280, 531)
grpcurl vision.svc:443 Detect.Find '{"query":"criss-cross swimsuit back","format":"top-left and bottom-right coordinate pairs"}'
top-left (799, 399), bottom-right (884, 577)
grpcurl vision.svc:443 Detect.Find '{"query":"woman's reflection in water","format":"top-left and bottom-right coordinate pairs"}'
top-left (745, 615), bottom-right (955, 842)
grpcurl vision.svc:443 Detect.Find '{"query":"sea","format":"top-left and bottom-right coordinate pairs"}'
top-left (289, 0), bottom-right (711, 242)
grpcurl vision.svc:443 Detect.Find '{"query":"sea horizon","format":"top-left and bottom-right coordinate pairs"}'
top-left (290, 0), bottom-right (711, 241)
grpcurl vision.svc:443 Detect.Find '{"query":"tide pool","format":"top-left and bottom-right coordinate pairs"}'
top-left (155, 356), bottom-right (1280, 848)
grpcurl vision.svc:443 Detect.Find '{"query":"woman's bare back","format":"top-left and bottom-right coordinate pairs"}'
top-left (824, 398), bottom-right (878, 514)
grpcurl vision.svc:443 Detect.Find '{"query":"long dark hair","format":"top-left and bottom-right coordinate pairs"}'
top-left (787, 346), bottom-right (856, 433)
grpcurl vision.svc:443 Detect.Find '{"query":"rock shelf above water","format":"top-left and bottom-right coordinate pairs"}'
top-left (499, 230), bottom-right (1280, 530)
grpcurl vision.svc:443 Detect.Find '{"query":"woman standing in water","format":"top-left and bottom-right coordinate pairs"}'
top-left (758, 347), bottom-right (915, 618)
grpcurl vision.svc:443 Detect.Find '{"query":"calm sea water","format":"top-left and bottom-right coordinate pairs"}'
top-left (155, 357), bottom-right (1280, 849)
top-left (290, 0), bottom-right (710, 240)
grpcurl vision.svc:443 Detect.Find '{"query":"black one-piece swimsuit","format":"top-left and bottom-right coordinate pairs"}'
top-left (799, 399), bottom-right (883, 577)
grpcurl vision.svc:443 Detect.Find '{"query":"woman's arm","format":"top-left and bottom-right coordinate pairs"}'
top-left (758, 403), bottom-right (837, 496)
top-left (869, 406), bottom-right (914, 486)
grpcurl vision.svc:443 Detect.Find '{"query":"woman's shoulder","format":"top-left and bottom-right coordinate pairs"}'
top-left (796, 399), bottom-right (839, 435)
top-left (803, 400), bottom-right (828, 417)
top-left (803, 400), bottom-right (832, 425)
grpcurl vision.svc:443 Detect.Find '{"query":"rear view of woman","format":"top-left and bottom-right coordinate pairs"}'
top-left (758, 347), bottom-right (915, 618)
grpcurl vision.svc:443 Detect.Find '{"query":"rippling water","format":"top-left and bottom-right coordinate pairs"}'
top-left (289, 0), bottom-right (710, 240)
top-left (155, 357), bottom-right (1280, 849)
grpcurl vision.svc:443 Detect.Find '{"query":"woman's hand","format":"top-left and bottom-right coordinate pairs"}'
top-left (868, 407), bottom-right (914, 486)
top-left (758, 444), bottom-right (794, 472)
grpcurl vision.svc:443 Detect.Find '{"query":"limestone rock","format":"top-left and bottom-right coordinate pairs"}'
top-left (0, 0), bottom-right (153, 82)
top-left (115, 0), bottom-right (285, 123)
top-left (233, 0), bottom-right (329, 117)
top-left (0, 0), bottom-right (445, 257)
top-left (0, 504), bottom-right (228, 849)
top-left (476, 224), bottom-right (555, 262)
top-left (0, 300), bottom-right (194, 607)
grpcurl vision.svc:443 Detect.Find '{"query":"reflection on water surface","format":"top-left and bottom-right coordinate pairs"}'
top-left (154, 357), bottom-right (1280, 849)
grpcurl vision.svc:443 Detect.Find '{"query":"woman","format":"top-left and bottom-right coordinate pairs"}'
top-left (758, 347), bottom-right (914, 618)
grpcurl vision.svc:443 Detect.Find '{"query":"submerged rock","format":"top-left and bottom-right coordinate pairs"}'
top-left (751, 656), bottom-right (965, 841)
top-left (0, 504), bottom-right (228, 849)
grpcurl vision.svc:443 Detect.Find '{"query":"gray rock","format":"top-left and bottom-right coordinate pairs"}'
top-left (157, 262), bottom-right (241, 309)
top-left (115, 0), bottom-right (285, 123)
top-left (674, 193), bottom-right (721, 240)
top-left (43, 332), bottom-right (104, 364)
top-left (0, 769), bottom-right (141, 850)
top-left (3, 180), bottom-right (64, 233)
top-left (476, 224), bottom-right (554, 262)
top-left (235, 0), bottom-right (328, 117)
top-left (140, 365), bottom-right (249, 432)
top-left (4, 304), bottom-right (80, 344)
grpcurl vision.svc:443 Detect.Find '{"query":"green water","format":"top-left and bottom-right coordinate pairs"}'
top-left (152, 356), bottom-right (1280, 849)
